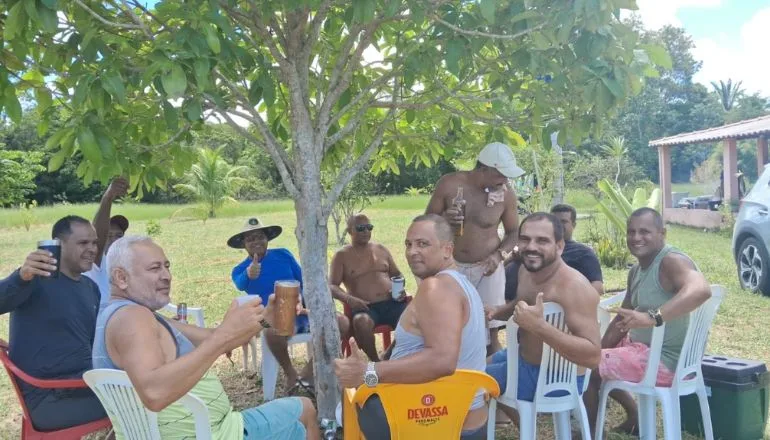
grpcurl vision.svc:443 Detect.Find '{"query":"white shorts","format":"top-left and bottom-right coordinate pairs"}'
top-left (455, 261), bottom-right (506, 329)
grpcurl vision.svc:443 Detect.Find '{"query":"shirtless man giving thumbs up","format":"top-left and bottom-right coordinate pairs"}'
top-left (484, 213), bottom-right (600, 421)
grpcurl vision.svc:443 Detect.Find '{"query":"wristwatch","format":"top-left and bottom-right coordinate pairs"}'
top-left (647, 308), bottom-right (664, 327)
top-left (364, 362), bottom-right (379, 387)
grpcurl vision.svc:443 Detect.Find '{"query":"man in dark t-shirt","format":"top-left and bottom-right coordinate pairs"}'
top-left (0, 216), bottom-right (106, 431)
top-left (504, 205), bottom-right (603, 301)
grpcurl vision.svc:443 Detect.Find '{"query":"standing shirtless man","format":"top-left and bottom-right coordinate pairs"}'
top-left (330, 214), bottom-right (407, 361)
top-left (486, 213), bottom-right (601, 422)
top-left (426, 142), bottom-right (522, 354)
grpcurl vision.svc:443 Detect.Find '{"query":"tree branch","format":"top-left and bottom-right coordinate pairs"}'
top-left (137, 123), bottom-right (191, 150)
top-left (431, 15), bottom-right (547, 40)
top-left (302, 0), bottom-right (334, 61)
top-left (72, 0), bottom-right (146, 30)
top-left (117, 0), bottom-right (154, 40)
top-left (323, 78), bottom-right (400, 214)
top-left (210, 72), bottom-right (294, 171)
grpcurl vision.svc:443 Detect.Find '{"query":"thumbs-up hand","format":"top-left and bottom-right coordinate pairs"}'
top-left (333, 337), bottom-right (369, 388)
top-left (513, 292), bottom-right (545, 331)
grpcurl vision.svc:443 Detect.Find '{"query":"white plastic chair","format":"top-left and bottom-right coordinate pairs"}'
top-left (261, 331), bottom-right (313, 400)
top-left (595, 285), bottom-right (725, 440)
top-left (487, 302), bottom-right (592, 440)
top-left (83, 369), bottom-right (212, 440)
top-left (162, 303), bottom-right (205, 328)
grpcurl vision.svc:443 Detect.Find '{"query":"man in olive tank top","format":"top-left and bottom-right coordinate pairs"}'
top-left (584, 208), bottom-right (711, 436)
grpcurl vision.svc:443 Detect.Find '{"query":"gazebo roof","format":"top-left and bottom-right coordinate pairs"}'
top-left (649, 114), bottom-right (770, 147)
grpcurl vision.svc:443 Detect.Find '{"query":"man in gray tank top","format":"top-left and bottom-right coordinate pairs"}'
top-left (584, 208), bottom-right (711, 436)
top-left (334, 214), bottom-right (489, 439)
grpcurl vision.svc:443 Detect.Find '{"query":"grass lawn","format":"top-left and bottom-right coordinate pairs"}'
top-left (1, 192), bottom-right (769, 439)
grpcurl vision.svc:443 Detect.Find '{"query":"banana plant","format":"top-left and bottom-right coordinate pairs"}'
top-left (596, 179), bottom-right (661, 232)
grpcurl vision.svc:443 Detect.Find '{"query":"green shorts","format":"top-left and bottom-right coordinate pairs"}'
top-left (242, 397), bottom-right (306, 440)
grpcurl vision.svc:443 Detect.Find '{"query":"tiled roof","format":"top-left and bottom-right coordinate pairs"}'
top-left (649, 115), bottom-right (770, 147)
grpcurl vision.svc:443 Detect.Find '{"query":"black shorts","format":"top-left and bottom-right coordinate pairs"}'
top-left (353, 299), bottom-right (407, 328)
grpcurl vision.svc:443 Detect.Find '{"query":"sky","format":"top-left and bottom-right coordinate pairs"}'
top-left (633, 0), bottom-right (770, 95)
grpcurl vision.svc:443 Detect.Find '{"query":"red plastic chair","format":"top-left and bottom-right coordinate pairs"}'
top-left (340, 296), bottom-right (412, 356)
top-left (0, 339), bottom-right (112, 440)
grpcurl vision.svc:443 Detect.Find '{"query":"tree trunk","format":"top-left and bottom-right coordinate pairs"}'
top-left (551, 132), bottom-right (564, 205)
top-left (294, 175), bottom-right (341, 421)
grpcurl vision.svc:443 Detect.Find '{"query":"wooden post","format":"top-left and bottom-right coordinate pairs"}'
top-left (658, 145), bottom-right (672, 209)
top-left (724, 138), bottom-right (739, 206)
top-left (758, 136), bottom-right (768, 176)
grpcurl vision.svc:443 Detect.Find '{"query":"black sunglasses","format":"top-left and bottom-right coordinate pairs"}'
top-left (355, 224), bottom-right (374, 232)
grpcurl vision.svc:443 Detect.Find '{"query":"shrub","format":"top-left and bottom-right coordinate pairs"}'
top-left (146, 220), bottom-right (162, 237)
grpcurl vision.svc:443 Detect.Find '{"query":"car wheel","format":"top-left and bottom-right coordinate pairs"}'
top-left (737, 237), bottom-right (770, 296)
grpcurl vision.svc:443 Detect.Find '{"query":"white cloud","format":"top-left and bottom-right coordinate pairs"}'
top-left (632, 0), bottom-right (723, 29)
top-left (692, 7), bottom-right (770, 95)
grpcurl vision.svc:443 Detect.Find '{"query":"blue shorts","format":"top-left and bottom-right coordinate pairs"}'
top-left (242, 397), bottom-right (305, 439)
top-left (485, 349), bottom-right (585, 402)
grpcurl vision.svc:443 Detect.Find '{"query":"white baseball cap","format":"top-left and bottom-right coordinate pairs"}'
top-left (477, 142), bottom-right (525, 178)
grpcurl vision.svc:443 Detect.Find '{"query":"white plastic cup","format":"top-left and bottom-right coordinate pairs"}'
top-left (391, 276), bottom-right (405, 300)
top-left (236, 295), bottom-right (261, 306)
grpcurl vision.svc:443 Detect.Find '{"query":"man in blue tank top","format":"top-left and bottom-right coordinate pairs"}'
top-left (334, 214), bottom-right (489, 439)
top-left (584, 208), bottom-right (710, 436)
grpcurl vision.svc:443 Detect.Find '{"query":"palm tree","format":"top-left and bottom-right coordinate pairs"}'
top-left (599, 136), bottom-right (628, 185)
top-left (710, 79), bottom-right (744, 111)
top-left (172, 146), bottom-right (247, 219)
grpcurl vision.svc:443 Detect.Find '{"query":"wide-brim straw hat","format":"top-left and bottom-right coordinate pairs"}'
top-left (227, 217), bottom-right (283, 249)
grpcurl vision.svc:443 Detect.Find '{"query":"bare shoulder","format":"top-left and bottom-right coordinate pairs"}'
top-left (434, 172), bottom-right (464, 193)
top-left (417, 274), bottom-right (461, 303)
top-left (558, 265), bottom-right (599, 305)
top-left (374, 242), bottom-right (393, 256)
top-left (333, 244), bottom-right (354, 258)
top-left (661, 252), bottom-right (696, 271)
top-left (107, 304), bottom-right (159, 341)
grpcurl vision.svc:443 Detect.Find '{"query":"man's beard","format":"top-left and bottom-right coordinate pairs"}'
top-left (522, 251), bottom-right (557, 272)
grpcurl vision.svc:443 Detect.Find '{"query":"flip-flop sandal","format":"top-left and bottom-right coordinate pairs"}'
top-left (288, 379), bottom-right (316, 398)
top-left (296, 379), bottom-right (316, 398)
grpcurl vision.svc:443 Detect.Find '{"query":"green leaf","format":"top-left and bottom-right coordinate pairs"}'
top-left (35, 87), bottom-right (53, 112)
top-left (204, 25), bottom-right (221, 54)
top-left (45, 127), bottom-right (69, 150)
top-left (161, 64), bottom-right (188, 99)
top-left (186, 99), bottom-right (202, 121)
top-left (4, 88), bottom-right (22, 123)
top-left (642, 44), bottom-right (672, 69)
top-left (41, 0), bottom-right (57, 8)
top-left (96, 132), bottom-right (116, 161)
top-left (163, 101), bottom-right (179, 131)
top-left (48, 148), bottom-right (68, 172)
top-left (77, 127), bottom-right (103, 164)
top-left (480, 0), bottom-right (496, 24)
top-left (73, 76), bottom-right (91, 107)
top-left (601, 76), bottom-right (624, 98)
top-left (38, 3), bottom-right (58, 33)
top-left (37, 118), bottom-right (50, 137)
top-left (102, 72), bottom-right (127, 105)
top-left (248, 79), bottom-right (263, 106)
top-left (5, 2), bottom-right (26, 40)
top-left (260, 71), bottom-right (276, 106)
top-left (193, 59), bottom-right (210, 90)
top-left (445, 39), bottom-right (463, 77)
top-left (384, 0), bottom-right (400, 17)
top-left (405, 109), bottom-right (415, 124)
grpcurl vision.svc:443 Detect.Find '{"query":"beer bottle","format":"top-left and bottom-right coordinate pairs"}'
top-left (453, 186), bottom-right (465, 236)
top-left (177, 303), bottom-right (188, 324)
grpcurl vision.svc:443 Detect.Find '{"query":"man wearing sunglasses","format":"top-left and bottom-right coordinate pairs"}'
top-left (330, 214), bottom-right (408, 361)
top-left (426, 142), bottom-right (524, 355)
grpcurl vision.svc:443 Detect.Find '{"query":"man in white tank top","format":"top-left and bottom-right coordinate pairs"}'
top-left (334, 214), bottom-right (489, 439)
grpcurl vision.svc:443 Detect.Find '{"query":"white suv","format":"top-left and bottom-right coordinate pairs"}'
top-left (732, 164), bottom-right (770, 295)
